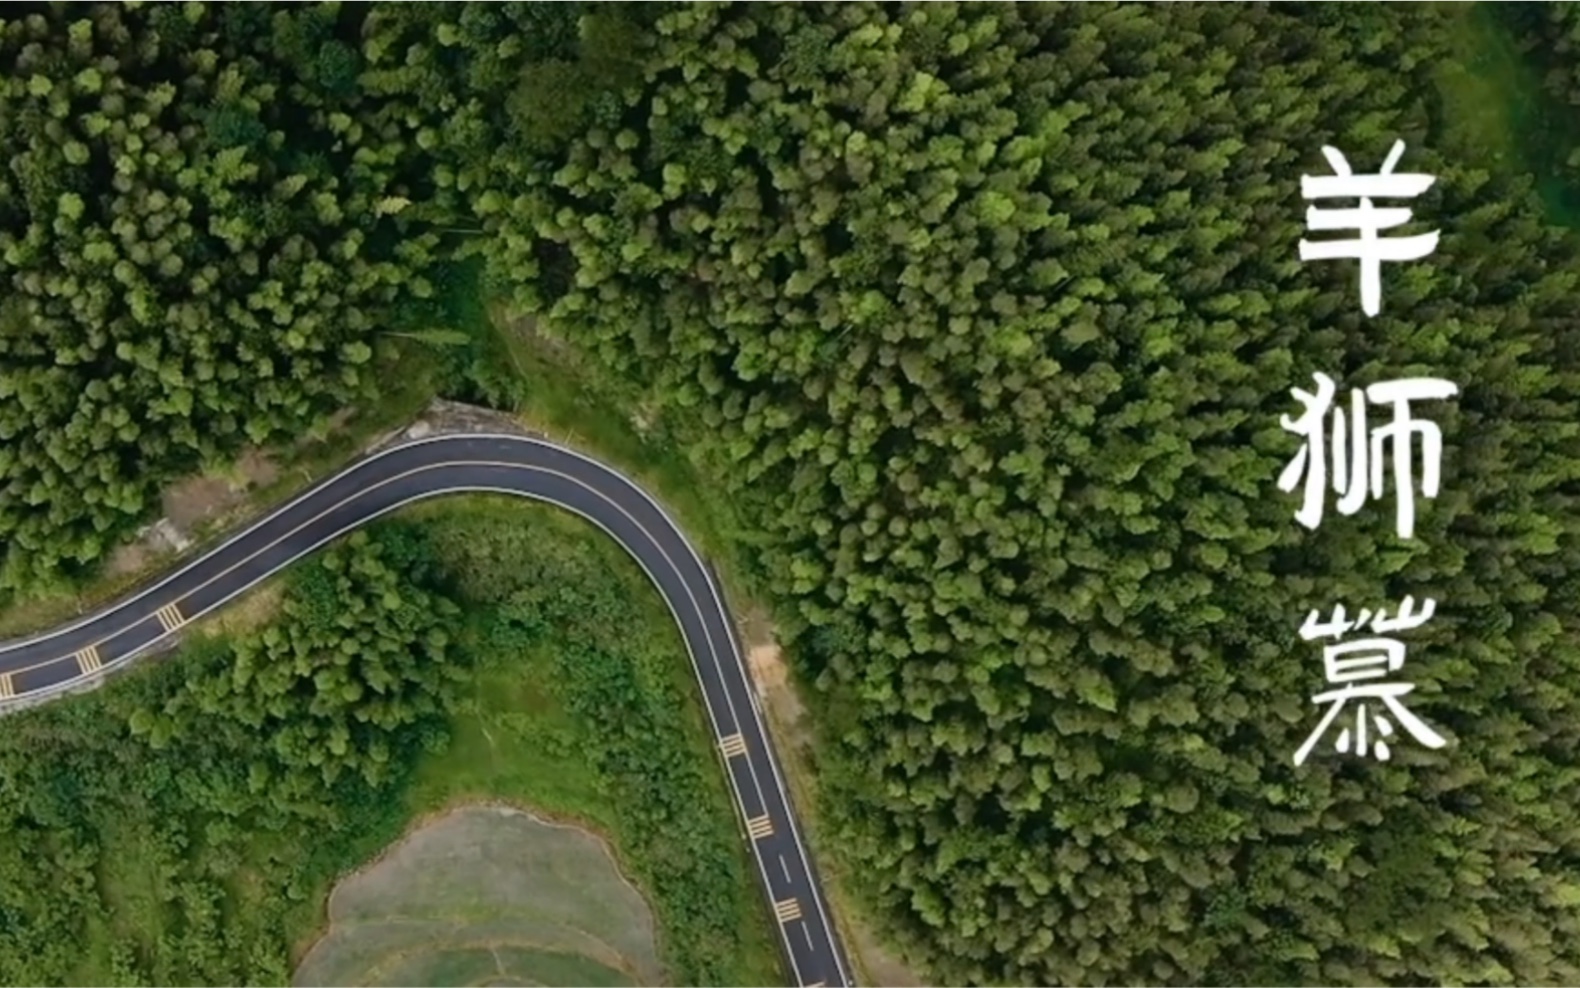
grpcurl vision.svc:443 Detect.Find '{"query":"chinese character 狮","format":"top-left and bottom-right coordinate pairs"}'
top-left (1278, 371), bottom-right (1458, 540)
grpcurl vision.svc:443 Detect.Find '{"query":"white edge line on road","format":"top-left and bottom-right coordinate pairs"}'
top-left (0, 436), bottom-right (843, 984)
top-left (0, 434), bottom-right (423, 655)
top-left (9, 475), bottom-right (814, 985)
top-left (531, 431), bottom-right (851, 986)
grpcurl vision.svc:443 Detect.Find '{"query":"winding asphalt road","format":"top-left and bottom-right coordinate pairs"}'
top-left (0, 431), bottom-right (852, 988)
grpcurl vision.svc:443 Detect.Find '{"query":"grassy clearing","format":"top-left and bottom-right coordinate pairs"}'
top-left (385, 496), bottom-right (785, 986)
top-left (38, 495), bottom-right (784, 987)
top-left (294, 805), bottom-right (656, 988)
top-left (371, 946), bottom-right (633, 988)
top-left (488, 947), bottom-right (635, 987)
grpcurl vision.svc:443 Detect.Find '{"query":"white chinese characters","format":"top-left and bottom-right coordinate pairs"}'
top-left (1293, 596), bottom-right (1448, 766)
top-left (1298, 139), bottom-right (1439, 317)
top-left (1283, 139), bottom-right (1460, 770)
top-left (1277, 371), bottom-right (1459, 540)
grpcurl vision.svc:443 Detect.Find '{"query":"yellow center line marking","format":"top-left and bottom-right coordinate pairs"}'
top-left (746, 814), bottom-right (774, 839)
top-left (75, 645), bottom-right (102, 674)
top-left (8, 457), bottom-right (671, 679)
top-left (774, 897), bottom-right (802, 923)
top-left (0, 674), bottom-right (13, 699)
top-left (156, 602), bottom-right (185, 633)
top-left (0, 445), bottom-right (840, 973)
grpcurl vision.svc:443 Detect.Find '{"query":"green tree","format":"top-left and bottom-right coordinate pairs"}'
top-left (139, 529), bottom-right (466, 809)
top-left (468, 3), bottom-right (1580, 984)
top-left (0, 2), bottom-right (438, 597)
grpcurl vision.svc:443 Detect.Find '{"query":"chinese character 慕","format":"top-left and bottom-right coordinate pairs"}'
top-left (1278, 371), bottom-right (1458, 540)
top-left (1292, 595), bottom-right (1448, 767)
top-left (1298, 140), bottom-right (1439, 317)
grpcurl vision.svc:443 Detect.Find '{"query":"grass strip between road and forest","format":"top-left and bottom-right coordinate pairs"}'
top-left (0, 496), bottom-right (783, 986)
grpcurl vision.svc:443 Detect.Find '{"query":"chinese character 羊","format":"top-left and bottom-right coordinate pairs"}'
top-left (1298, 139), bottom-right (1440, 317)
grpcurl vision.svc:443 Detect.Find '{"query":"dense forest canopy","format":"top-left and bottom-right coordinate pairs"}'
top-left (419, 3), bottom-right (1580, 983)
top-left (2, 2), bottom-right (1580, 986)
top-left (0, 1), bottom-right (436, 594)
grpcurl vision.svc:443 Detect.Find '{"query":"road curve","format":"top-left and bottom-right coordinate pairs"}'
top-left (0, 432), bottom-right (852, 988)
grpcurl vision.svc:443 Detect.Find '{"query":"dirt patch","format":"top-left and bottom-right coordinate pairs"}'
top-left (237, 447), bottom-right (282, 488)
top-left (738, 604), bottom-right (775, 648)
top-left (103, 541), bottom-right (158, 581)
top-left (419, 399), bottom-right (538, 441)
top-left (193, 581), bottom-right (285, 638)
top-left (745, 644), bottom-right (786, 690)
top-left (739, 607), bottom-right (810, 744)
top-left (294, 803), bottom-right (661, 988)
top-left (161, 445), bottom-right (282, 533)
top-left (161, 473), bottom-right (239, 533)
top-left (847, 923), bottom-right (928, 988)
top-left (747, 643), bottom-right (806, 724)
